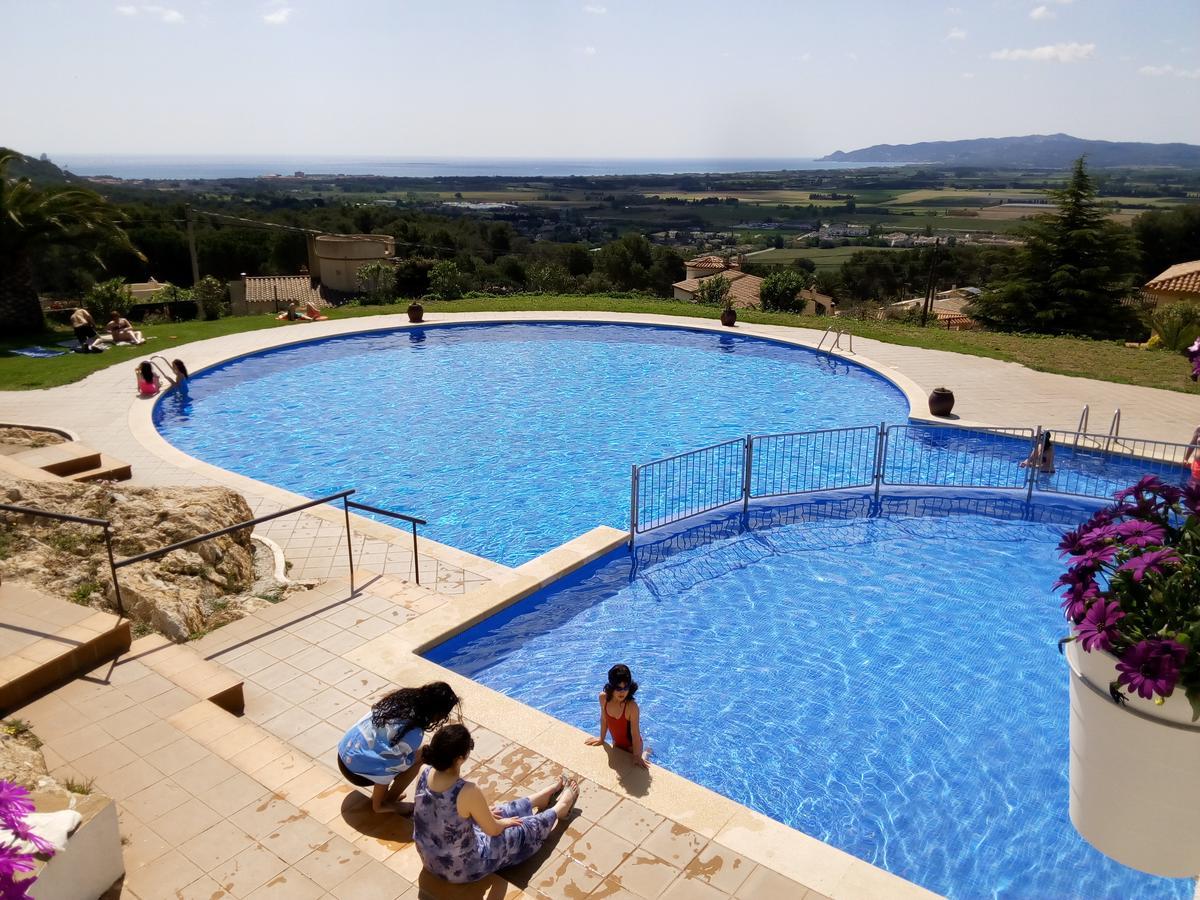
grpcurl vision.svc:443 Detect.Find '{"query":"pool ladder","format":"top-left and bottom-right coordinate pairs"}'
top-left (1067, 405), bottom-right (1121, 451)
top-left (816, 325), bottom-right (854, 354)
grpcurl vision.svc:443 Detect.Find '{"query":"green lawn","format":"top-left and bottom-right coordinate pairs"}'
top-left (746, 247), bottom-right (907, 272)
top-left (2, 296), bottom-right (1194, 395)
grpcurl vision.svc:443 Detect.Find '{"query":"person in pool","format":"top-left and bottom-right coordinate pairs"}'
top-left (1183, 424), bottom-right (1200, 483)
top-left (134, 361), bottom-right (161, 397)
top-left (413, 723), bottom-right (579, 884)
top-left (584, 664), bottom-right (650, 768)
top-left (337, 682), bottom-right (460, 814)
top-left (1019, 431), bottom-right (1055, 475)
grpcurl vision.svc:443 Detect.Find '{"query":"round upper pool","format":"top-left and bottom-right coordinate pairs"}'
top-left (153, 322), bottom-right (910, 565)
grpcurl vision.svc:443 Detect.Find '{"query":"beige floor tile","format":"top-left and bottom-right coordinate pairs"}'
top-left (121, 672), bottom-right (176, 703)
top-left (575, 781), bottom-right (621, 823)
top-left (230, 736), bottom-right (289, 774)
top-left (262, 707), bottom-right (322, 741)
top-left (491, 747), bottom-right (548, 788)
top-left (73, 738), bottom-right (138, 776)
top-left (610, 849), bottom-right (680, 899)
top-left (596, 799), bottom-right (664, 847)
top-left (660, 874), bottom-right (730, 900)
top-left (124, 848), bottom-right (204, 900)
top-left (174, 874), bottom-right (230, 900)
top-left (641, 822), bottom-right (707, 870)
top-left (293, 835), bottom-right (372, 890)
top-left (210, 842), bottom-right (289, 898)
top-left (118, 812), bottom-right (173, 871)
top-left (179, 819), bottom-right (257, 871)
top-left (231, 795), bottom-right (306, 840)
top-left (100, 704), bottom-right (161, 740)
top-left (381, 843), bottom-right (425, 882)
top-left (94, 760), bottom-right (164, 800)
top-left (143, 734), bottom-right (211, 776)
top-left (272, 673), bottom-right (326, 706)
top-left (585, 876), bottom-right (642, 900)
top-left (143, 685), bottom-right (201, 719)
top-left (124, 778), bottom-right (193, 823)
top-left (205, 772), bottom-right (274, 817)
top-left (254, 660), bottom-right (304, 691)
top-left (123, 719), bottom-right (190, 756)
top-left (682, 844), bottom-right (755, 896)
top-left (319, 860), bottom-right (409, 900)
top-left (172, 754), bottom-right (242, 795)
top-left (566, 824), bottom-right (636, 879)
top-left (278, 763), bottom-right (342, 806)
top-left (244, 867), bottom-right (327, 900)
top-left (146, 795), bottom-right (223, 847)
top-left (306, 687), bottom-right (358, 721)
top-left (733, 866), bottom-right (810, 899)
top-left (58, 722), bottom-right (119, 762)
top-left (257, 814), bottom-right (337, 865)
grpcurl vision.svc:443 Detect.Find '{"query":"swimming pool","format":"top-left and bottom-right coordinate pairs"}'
top-left (154, 322), bottom-right (910, 566)
top-left (427, 492), bottom-right (1196, 900)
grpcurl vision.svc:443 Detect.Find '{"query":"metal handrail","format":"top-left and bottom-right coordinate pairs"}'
top-left (345, 500), bottom-right (427, 586)
top-left (1074, 405), bottom-right (1089, 449)
top-left (816, 326), bottom-right (854, 354)
top-left (1105, 408), bottom-right (1121, 452)
top-left (0, 503), bottom-right (124, 617)
top-left (113, 489), bottom-right (356, 569)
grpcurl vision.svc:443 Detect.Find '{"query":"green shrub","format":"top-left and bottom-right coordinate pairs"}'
top-left (760, 270), bottom-right (812, 312)
top-left (83, 278), bottom-right (133, 321)
top-left (429, 261), bottom-right (468, 300)
top-left (192, 276), bottom-right (227, 321)
top-left (1147, 302), bottom-right (1200, 352)
top-left (355, 261), bottom-right (397, 304)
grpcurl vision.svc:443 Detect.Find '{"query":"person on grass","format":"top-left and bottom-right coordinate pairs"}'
top-left (413, 723), bottom-right (579, 884)
top-left (337, 682), bottom-right (460, 814)
top-left (107, 310), bottom-right (143, 345)
top-left (584, 663), bottom-right (650, 768)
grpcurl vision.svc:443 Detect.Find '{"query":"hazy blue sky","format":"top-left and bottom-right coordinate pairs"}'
top-left (4, 0), bottom-right (1198, 158)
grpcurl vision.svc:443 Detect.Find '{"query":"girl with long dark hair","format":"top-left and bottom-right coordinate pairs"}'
top-left (337, 681), bottom-right (460, 814)
top-left (584, 663), bottom-right (650, 769)
top-left (413, 724), bottom-right (579, 883)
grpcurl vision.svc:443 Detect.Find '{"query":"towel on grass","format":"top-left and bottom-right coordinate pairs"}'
top-left (7, 347), bottom-right (67, 358)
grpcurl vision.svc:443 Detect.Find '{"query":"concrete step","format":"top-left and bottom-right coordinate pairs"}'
top-left (11, 442), bottom-right (103, 476)
top-left (125, 634), bottom-right (245, 715)
top-left (0, 582), bottom-right (131, 716)
top-left (65, 453), bottom-right (133, 483)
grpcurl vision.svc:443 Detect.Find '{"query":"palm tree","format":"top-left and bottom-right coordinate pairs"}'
top-left (0, 151), bottom-right (142, 336)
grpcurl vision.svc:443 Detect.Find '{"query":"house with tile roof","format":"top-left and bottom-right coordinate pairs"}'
top-left (673, 256), bottom-right (834, 314)
top-left (1144, 260), bottom-right (1200, 305)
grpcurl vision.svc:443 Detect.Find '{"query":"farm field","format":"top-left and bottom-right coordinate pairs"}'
top-left (745, 246), bottom-right (908, 271)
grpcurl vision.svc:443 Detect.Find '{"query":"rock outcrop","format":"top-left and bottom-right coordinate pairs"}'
top-left (0, 475), bottom-right (279, 641)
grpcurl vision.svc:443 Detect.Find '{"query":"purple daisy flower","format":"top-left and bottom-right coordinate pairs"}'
top-left (1075, 600), bottom-right (1125, 652)
top-left (1115, 639), bottom-right (1189, 700)
top-left (1183, 480), bottom-right (1200, 516)
top-left (1069, 544), bottom-right (1118, 573)
top-left (1108, 520), bottom-right (1166, 549)
top-left (1118, 548), bottom-right (1182, 582)
top-left (1060, 585), bottom-right (1100, 624)
top-left (0, 782), bottom-right (33, 830)
top-left (0, 841), bottom-right (36, 879)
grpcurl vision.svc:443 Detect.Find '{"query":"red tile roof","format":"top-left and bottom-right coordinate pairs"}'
top-left (1145, 260), bottom-right (1200, 298)
top-left (244, 276), bottom-right (328, 307)
top-left (685, 255), bottom-right (732, 270)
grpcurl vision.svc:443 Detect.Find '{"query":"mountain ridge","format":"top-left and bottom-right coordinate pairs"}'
top-left (818, 134), bottom-right (1200, 168)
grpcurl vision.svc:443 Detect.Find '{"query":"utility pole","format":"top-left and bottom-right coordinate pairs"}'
top-left (919, 238), bottom-right (941, 328)
top-left (186, 206), bottom-right (200, 286)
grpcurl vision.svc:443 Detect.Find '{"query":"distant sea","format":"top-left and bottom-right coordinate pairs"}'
top-left (53, 155), bottom-right (876, 180)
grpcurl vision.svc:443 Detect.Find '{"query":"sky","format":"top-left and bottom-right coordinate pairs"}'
top-left (3, 0), bottom-right (1199, 159)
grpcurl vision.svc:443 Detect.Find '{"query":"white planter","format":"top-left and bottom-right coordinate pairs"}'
top-left (1065, 639), bottom-right (1200, 878)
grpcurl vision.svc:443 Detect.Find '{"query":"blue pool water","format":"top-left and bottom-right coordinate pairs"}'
top-left (428, 492), bottom-right (1195, 900)
top-left (154, 322), bottom-right (910, 565)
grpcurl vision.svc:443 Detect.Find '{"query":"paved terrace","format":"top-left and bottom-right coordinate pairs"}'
top-left (4, 311), bottom-right (1200, 900)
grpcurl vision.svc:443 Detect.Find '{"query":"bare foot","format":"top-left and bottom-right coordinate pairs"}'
top-left (530, 775), bottom-right (566, 810)
top-left (552, 780), bottom-right (579, 819)
top-left (375, 800), bottom-right (415, 815)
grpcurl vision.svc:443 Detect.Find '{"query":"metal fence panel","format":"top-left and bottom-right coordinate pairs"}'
top-left (634, 438), bottom-right (746, 533)
top-left (1034, 431), bottom-right (1193, 502)
top-left (750, 426), bottom-right (879, 498)
top-left (882, 424), bottom-right (1036, 489)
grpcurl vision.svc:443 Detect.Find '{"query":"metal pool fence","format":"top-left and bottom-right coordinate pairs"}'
top-left (629, 422), bottom-right (1194, 546)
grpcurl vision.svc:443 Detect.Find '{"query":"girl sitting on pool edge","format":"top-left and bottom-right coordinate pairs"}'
top-left (584, 663), bottom-right (650, 769)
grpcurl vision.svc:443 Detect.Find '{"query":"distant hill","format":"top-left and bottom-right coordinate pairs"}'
top-left (817, 134), bottom-right (1200, 168)
top-left (0, 148), bottom-right (79, 184)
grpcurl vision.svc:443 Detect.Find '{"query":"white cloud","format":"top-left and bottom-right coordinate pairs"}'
top-left (581, 45), bottom-right (597, 55)
top-left (115, 5), bottom-right (137, 14)
top-left (583, 4), bottom-right (606, 12)
top-left (961, 71), bottom-right (976, 79)
top-left (990, 42), bottom-right (1095, 62)
top-left (263, 7), bottom-right (293, 24)
top-left (141, 4), bottom-right (184, 23)
top-left (1138, 64), bottom-right (1200, 79)
top-left (945, 6), bottom-right (963, 14)
top-left (799, 52), bottom-right (812, 62)
top-left (946, 27), bottom-right (967, 40)
top-left (1030, 6), bottom-right (1054, 20)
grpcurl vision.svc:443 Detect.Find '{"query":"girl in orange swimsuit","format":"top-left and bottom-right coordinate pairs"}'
top-left (584, 664), bottom-right (650, 769)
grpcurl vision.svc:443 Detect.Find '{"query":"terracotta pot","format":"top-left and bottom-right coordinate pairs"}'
top-left (1064, 641), bottom-right (1200, 877)
top-left (407, 302), bottom-right (424, 323)
top-left (928, 387), bottom-right (955, 417)
top-left (720, 308), bottom-right (737, 327)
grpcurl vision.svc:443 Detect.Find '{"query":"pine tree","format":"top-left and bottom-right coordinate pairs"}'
top-left (968, 157), bottom-right (1140, 338)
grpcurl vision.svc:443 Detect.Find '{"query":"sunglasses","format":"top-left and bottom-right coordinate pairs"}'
top-left (610, 683), bottom-right (630, 692)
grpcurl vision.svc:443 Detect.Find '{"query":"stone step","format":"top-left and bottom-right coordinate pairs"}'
top-left (11, 441), bottom-right (103, 476)
top-left (65, 453), bottom-right (133, 483)
top-left (125, 634), bottom-right (245, 715)
top-left (0, 582), bottom-right (131, 716)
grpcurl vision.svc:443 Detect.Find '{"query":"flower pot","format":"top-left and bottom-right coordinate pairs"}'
top-left (407, 302), bottom-right (424, 323)
top-left (1064, 640), bottom-right (1200, 877)
top-left (928, 387), bottom-right (955, 417)
top-left (720, 308), bottom-right (737, 327)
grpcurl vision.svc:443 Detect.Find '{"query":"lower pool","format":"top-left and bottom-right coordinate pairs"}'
top-left (426, 491), bottom-right (1195, 900)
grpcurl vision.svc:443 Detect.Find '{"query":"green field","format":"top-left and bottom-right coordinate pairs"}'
top-left (745, 246), bottom-right (908, 272)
